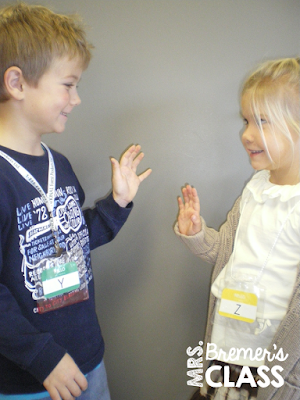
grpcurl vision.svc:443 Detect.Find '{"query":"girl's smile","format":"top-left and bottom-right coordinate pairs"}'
top-left (246, 149), bottom-right (264, 158)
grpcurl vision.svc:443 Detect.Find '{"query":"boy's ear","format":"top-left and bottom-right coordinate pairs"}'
top-left (4, 67), bottom-right (26, 100)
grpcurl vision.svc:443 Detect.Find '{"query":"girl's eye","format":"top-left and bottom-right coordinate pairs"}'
top-left (243, 118), bottom-right (248, 125)
top-left (254, 117), bottom-right (268, 126)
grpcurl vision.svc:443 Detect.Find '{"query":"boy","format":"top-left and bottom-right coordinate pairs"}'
top-left (0, 3), bottom-right (151, 400)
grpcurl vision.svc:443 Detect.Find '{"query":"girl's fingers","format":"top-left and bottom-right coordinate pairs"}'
top-left (181, 185), bottom-right (198, 209)
top-left (177, 196), bottom-right (184, 211)
top-left (182, 188), bottom-right (190, 205)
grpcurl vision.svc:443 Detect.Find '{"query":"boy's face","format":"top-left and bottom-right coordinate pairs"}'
top-left (22, 57), bottom-right (83, 135)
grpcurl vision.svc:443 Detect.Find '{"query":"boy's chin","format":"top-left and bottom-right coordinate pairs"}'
top-left (53, 126), bottom-right (66, 134)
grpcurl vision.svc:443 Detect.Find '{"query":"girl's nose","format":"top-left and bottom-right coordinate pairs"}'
top-left (242, 130), bottom-right (251, 143)
top-left (242, 125), bottom-right (255, 144)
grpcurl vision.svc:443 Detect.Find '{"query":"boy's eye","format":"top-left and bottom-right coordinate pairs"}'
top-left (64, 83), bottom-right (79, 89)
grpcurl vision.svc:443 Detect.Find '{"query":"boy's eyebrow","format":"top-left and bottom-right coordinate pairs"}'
top-left (64, 75), bottom-right (81, 81)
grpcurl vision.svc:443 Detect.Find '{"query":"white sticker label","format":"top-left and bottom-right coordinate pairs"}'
top-left (219, 288), bottom-right (258, 323)
top-left (41, 262), bottom-right (80, 299)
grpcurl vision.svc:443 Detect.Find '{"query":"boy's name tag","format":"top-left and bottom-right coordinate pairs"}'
top-left (219, 288), bottom-right (257, 323)
top-left (41, 262), bottom-right (80, 299)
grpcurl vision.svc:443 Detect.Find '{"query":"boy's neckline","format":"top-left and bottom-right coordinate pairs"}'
top-left (0, 143), bottom-right (46, 159)
top-left (0, 142), bottom-right (45, 157)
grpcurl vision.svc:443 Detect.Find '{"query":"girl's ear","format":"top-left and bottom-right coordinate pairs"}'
top-left (3, 66), bottom-right (25, 100)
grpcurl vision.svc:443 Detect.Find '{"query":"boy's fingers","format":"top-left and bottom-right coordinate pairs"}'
top-left (75, 372), bottom-right (88, 391)
top-left (131, 152), bottom-right (144, 169)
top-left (122, 145), bottom-right (140, 160)
top-left (68, 377), bottom-right (85, 397)
top-left (138, 168), bottom-right (152, 182)
top-left (110, 157), bottom-right (121, 173)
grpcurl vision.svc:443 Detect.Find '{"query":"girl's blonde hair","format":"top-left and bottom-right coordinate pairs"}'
top-left (0, 2), bottom-right (93, 102)
top-left (241, 58), bottom-right (300, 161)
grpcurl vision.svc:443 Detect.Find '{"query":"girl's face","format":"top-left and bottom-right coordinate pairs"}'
top-left (241, 92), bottom-right (300, 185)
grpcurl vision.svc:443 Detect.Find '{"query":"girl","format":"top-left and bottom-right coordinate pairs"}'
top-left (175, 58), bottom-right (300, 400)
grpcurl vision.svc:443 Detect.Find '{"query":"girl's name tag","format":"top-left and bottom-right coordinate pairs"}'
top-left (219, 288), bottom-right (257, 323)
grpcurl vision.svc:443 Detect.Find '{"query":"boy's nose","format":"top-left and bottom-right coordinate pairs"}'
top-left (70, 90), bottom-right (81, 106)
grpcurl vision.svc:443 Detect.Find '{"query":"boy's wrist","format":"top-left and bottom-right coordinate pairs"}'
top-left (112, 192), bottom-right (129, 208)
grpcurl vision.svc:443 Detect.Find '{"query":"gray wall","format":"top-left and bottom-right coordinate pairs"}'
top-left (4, 1), bottom-right (300, 399)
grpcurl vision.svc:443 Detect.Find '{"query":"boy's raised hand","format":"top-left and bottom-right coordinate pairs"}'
top-left (177, 184), bottom-right (202, 236)
top-left (111, 145), bottom-right (152, 208)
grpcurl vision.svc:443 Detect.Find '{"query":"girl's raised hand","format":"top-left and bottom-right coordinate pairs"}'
top-left (111, 145), bottom-right (152, 208)
top-left (177, 185), bottom-right (202, 236)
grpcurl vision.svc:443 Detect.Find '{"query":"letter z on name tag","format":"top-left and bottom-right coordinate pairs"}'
top-left (219, 288), bottom-right (257, 323)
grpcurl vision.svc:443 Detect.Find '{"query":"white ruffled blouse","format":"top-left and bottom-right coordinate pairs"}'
top-left (212, 170), bottom-right (300, 319)
top-left (211, 170), bottom-right (300, 366)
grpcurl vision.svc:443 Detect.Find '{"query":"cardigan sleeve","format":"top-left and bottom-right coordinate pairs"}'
top-left (174, 196), bottom-right (241, 269)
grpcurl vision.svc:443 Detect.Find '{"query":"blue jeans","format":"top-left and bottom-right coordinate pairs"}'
top-left (0, 360), bottom-right (111, 400)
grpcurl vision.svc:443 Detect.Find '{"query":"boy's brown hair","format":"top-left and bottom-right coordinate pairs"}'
top-left (0, 2), bottom-right (93, 102)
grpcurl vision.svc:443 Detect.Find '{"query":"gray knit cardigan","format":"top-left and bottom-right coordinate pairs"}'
top-left (175, 196), bottom-right (300, 400)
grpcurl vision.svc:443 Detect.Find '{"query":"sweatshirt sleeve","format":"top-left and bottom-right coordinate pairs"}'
top-left (60, 156), bottom-right (133, 251)
top-left (83, 192), bottom-right (133, 251)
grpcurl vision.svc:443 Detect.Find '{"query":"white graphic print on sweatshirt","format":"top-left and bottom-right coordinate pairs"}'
top-left (17, 185), bottom-right (92, 312)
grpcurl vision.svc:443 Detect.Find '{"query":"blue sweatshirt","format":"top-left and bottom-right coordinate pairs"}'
top-left (0, 145), bottom-right (132, 394)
